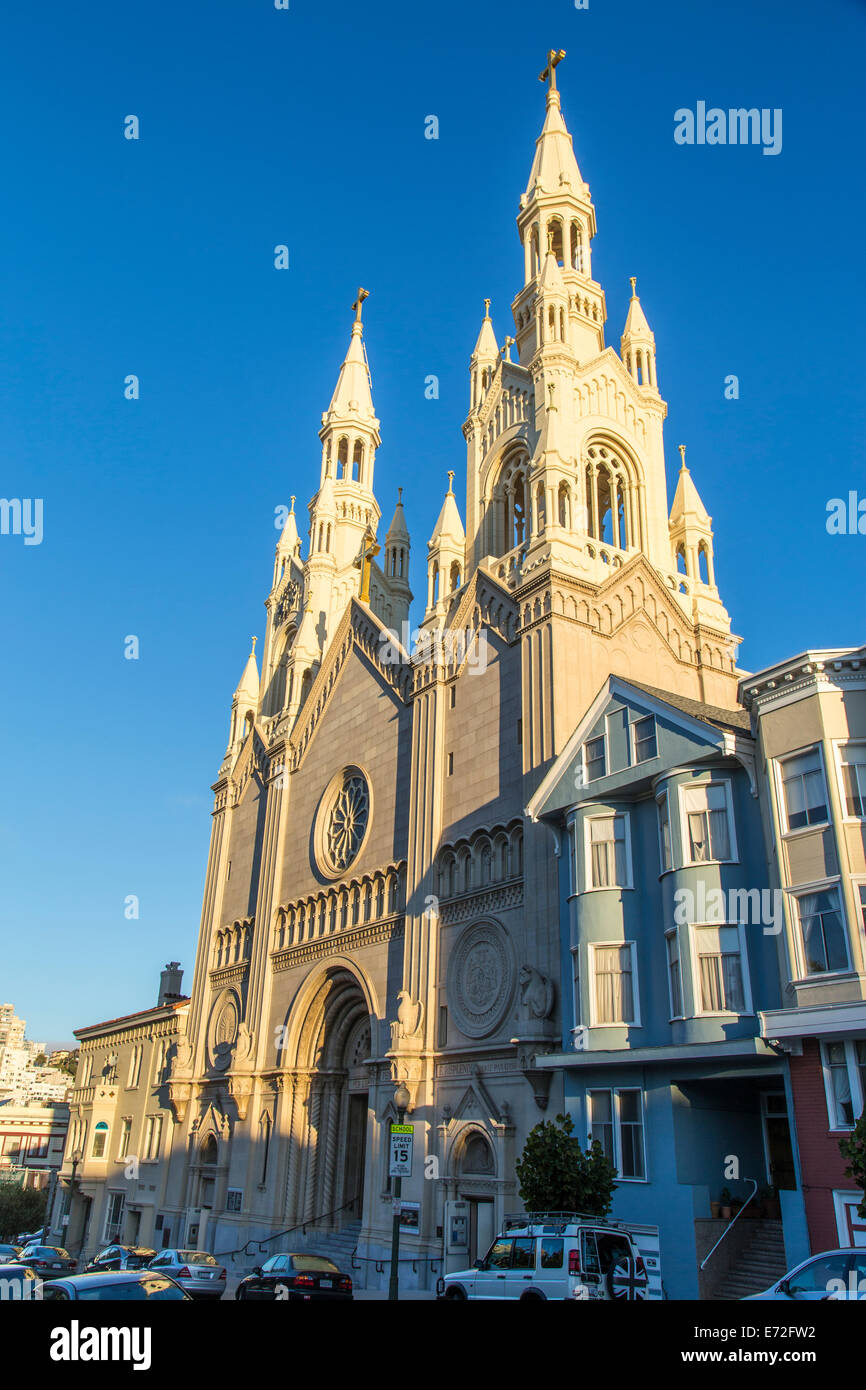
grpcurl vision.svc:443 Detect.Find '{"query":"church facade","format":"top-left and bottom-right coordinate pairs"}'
top-left (60, 58), bottom-right (747, 1289)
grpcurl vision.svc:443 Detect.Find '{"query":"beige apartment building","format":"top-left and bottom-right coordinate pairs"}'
top-left (741, 645), bottom-right (866, 1251)
top-left (50, 966), bottom-right (188, 1257)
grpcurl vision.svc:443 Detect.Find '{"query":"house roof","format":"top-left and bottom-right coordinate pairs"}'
top-left (624, 680), bottom-right (751, 734)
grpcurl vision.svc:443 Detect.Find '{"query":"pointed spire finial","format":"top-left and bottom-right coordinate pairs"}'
top-left (447, 470), bottom-right (455, 494)
top-left (398, 486), bottom-right (403, 503)
top-left (483, 297), bottom-right (491, 318)
top-left (250, 635), bottom-right (258, 656)
top-left (539, 48), bottom-right (566, 92)
top-left (290, 495), bottom-right (295, 513)
top-left (630, 276), bottom-right (637, 299)
top-left (678, 444), bottom-right (687, 471)
top-left (352, 287), bottom-right (370, 325)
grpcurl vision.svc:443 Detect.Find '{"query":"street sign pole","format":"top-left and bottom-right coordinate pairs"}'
top-left (387, 1109), bottom-right (413, 1300)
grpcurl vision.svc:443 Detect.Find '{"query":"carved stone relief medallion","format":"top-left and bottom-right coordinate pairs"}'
top-left (447, 921), bottom-right (514, 1039)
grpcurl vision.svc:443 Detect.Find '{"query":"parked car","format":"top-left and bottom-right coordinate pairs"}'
top-left (743, 1247), bottom-right (866, 1301)
top-left (147, 1249), bottom-right (226, 1300)
top-left (41, 1271), bottom-right (192, 1301)
top-left (17, 1245), bottom-right (77, 1275)
top-left (0, 1244), bottom-right (23, 1262)
top-left (84, 1244), bottom-right (157, 1274)
top-left (15, 1230), bottom-right (43, 1246)
top-left (0, 1263), bottom-right (42, 1299)
top-left (439, 1214), bottom-right (650, 1301)
top-left (236, 1253), bottom-right (353, 1300)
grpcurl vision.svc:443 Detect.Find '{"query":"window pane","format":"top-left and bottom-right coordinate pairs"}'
top-left (658, 797), bottom-right (671, 871)
top-left (634, 716), bottom-right (656, 763)
top-left (589, 1091), bottom-right (615, 1165)
top-left (540, 1238), bottom-right (563, 1269)
top-left (594, 947), bottom-right (633, 1023)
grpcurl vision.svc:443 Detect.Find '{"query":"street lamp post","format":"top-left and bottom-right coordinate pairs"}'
top-left (387, 1082), bottom-right (411, 1302)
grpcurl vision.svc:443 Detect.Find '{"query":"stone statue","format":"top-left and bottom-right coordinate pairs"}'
top-left (519, 964), bottom-right (555, 1019)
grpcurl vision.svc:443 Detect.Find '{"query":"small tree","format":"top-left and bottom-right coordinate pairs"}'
top-left (839, 1112), bottom-right (866, 1219)
top-left (515, 1112), bottom-right (617, 1216)
top-left (0, 1183), bottom-right (48, 1242)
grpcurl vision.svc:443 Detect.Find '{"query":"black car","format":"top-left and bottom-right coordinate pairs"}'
top-left (84, 1244), bottom-right (157, 1274)
top-left (41, 1270), bottom-right (192, 1301)
top-left (236, 1252), bottom-right (353, 1301)
top-left (18, 1245), bottom-right (77, 1275)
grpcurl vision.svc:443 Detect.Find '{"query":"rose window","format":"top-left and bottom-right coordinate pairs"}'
top-left (325, 773), bottom-right (369, 872)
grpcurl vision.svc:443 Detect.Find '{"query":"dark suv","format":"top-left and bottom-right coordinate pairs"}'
top-left (84, 1244), bottom-right (157, 1274)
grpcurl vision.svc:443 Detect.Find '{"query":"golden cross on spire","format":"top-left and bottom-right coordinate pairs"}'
top-left (630, 276), bottom-right (637, 299)
top-left (353, 526), bottom-right (380, 604)
top-left (539, 49), bottom-right (566, 91)
top-left (447, 470), bottom-right (455, 493)
top-left (250, 635), bottom-right (258, 656)
top-left (352, 287), bottom-right (370, 323)
top-left (678, 444), bottom-right (687, 469)
top-left (483, 298), bottom-right (491, 317)
top-left (290, 495), bottom-right (295, 512)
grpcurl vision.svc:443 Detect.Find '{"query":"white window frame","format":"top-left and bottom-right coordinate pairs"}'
top-left (103, 1190), bottom-right (125, 1242)
top-left (127, 1045), bottom-right (142, 1090)
top-left (583, 811), bottom-right (634, 892)
top-left (118, 1116), bottom-right (132, 1160)
top-left (630, 713), bottom-right (657, 766)
top-left (687, 921), bottom-right (753, 1016)
top-left (678, 779), bottom-right (738, 865)
top-left (820, 1039), bottom-right (866, 1131)
top-left (774, 743), bottom-right (830, 837)
top-left (588, 941), bottom-right (641, 1026)
top-left (143, 1114), bottom-right (163, 1162)
top-left (791, 880), bottom-right (851, 979)
top-left (657, 790), bottom-right (673, 873)
top-left (833, 740), bottom-right (866, 821)
top-left (665, 928), bottom-right (683, 1019)
top-left (583, 732), bottom-right (607, 784)
top-left (587, 1087), bottom-right (647, 1182)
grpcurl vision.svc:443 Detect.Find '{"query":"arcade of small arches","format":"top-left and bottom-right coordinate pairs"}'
top-left (524, 214), bottom-right (590, 280)
top-left (479, 439), bottom-right (645, 560)
top-left (212, 919), bottom-right (254, 970)
top-left (272, 862), bottom-right (405, 951)
top-left (675, 536), bottom-right (715, 589)
top-left (427, 557), bottom-right (462, 609)
top-left (478, 386), bottom-right (530, 448)
top-left (436, 822), bottom-right (523, 901)
top-left (323, 433), bottom-right (371, 488)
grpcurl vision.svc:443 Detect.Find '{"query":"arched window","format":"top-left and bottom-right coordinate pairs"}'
top-left (460, 1132), bottom-right (494, 1175)
top-left (558, 481), bottom-right (571, 529)
top-left (549, 218), bottom-right (564, 265)
top-left (676, 543), bottom-right (687, 575)
top-left (352, 439), bottom-right (364, 482)
top-left (571, 221), bottom-right (583, 272)
top-left (92, 1122), bottom-right (109, 1159)
top-left (450, 561), bottom-right (461, 592)
top-left (337, 436), bottom-right (349, 479)
top-left (698, 543), bottom-right (710, 585)
top-left (535, 482), bottom-right (546, 534)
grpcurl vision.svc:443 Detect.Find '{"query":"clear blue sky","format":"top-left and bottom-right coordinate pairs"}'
top-left (2, 0), bottom-right (863, 1041)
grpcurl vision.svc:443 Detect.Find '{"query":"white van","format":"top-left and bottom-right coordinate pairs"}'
top-left (438, 1212), bottom-right (655, 1301)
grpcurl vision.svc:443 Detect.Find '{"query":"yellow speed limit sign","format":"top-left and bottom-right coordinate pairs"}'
top-left (389, 1123), bottom-right (414, 1178)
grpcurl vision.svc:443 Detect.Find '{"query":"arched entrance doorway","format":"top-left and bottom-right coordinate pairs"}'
top-left (456, 1129), bottom-right (497, 1265)
top-left (285, 966), bottom-right (372, 1228)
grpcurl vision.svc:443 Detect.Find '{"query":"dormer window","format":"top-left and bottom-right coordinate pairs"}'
top-left (632, 715), bottom-right (657, 764)
top-left (584, 735), bottom-right (605, 782)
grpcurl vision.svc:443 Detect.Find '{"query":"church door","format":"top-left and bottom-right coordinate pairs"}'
top-left (343, 1091), bottom-right (367, 1217)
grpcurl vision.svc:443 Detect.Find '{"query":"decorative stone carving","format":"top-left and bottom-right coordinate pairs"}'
top-left (314, 766), bottom-right (371, 877)
top-left (395, 990), bottom-right (423, 1039)
top-left (518, 964), bottom-right (555, 1019)
top-left (208, 992), bottom-right (240, 1072)
top-left (232, 1022), bottom-right (255, 1069)
top-left (447, 921), bottom-right (514, 1039)
top-left (229, 1074), bottom-right (253, 1120)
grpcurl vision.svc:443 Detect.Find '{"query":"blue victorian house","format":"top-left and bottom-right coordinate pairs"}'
top-left (526, 676), bottom-right (811, 1299)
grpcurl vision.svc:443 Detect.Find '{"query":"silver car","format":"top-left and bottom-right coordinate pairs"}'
top-left (743, 1247), bottom-right (866, 1301)
top-left (147, 1249), bottom-right (226, 1300)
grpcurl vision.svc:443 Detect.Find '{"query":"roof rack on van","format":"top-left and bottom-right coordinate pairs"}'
top-left (503, 1211), bottom-right (631, 1231)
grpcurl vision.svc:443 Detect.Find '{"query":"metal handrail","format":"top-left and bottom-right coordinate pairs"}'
top-left (215, 1197), bottom-right (360, 1264)
top-left (699, 1178), bottom-right (759, 1270)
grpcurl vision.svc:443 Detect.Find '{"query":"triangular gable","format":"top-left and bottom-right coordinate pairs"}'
top-left (526, 675), bottom-right (753, 821)
top-left (288, 599), bottom-right (412, 771)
